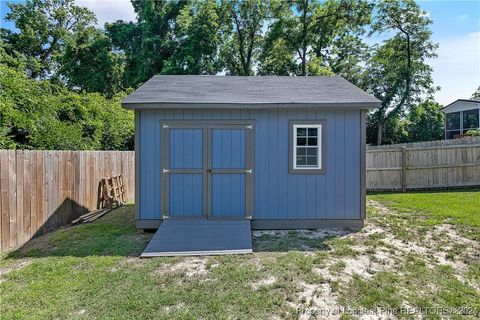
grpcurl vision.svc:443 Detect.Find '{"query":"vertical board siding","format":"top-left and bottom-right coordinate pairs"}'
top-left (169, 174), bottom-right (203, 217)
top-left (0, 150), bottom-right (135, 252)
top-left (211, 129), bottom-right (246, 169)
top-left (210, 128), bottom-right (247, 217)
top-left (169, 129), bottom-right (203, 169)
top-left (144, 110), bottom-right (157, 218)
top-left (138, 109), bottom-right (362, 221)
top-left (168, 127), bottom-right (204, 217)
top-left (211, 174), bottom-right (246, 217)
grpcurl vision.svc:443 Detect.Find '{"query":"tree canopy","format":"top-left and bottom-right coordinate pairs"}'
top-left (0, 64), bottom-right (133, 150)
top-left (1, 0), bottom-right (96, 79)
top-left (1, 0), bottom-right (444, 149)
top-left (471, 86), bottom-right (480, 100)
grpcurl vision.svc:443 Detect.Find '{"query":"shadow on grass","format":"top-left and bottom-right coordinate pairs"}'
top-left (6, 204), bottom-right (153, 259)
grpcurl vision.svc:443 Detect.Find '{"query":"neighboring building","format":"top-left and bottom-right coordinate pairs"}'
top-left (441, 99), bottom-right (480, 139)
top-left (122, 76), bottom-right (380, 256)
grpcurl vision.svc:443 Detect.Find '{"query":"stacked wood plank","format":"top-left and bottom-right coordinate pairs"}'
top-left (71, 209), bottom-right (110, 225)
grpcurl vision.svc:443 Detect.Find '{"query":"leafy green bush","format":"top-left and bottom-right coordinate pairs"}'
top-left (0, 64), bottom-right (133, 150)
top-left (464, 129), bottom-right (480, 137)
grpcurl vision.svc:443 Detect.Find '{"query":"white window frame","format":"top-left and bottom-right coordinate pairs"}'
top-left (293, 124), bottom-right (322, 170)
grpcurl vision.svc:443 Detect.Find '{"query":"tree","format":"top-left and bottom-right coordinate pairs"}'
top-left (406, 100), bottom-right (444, 142)
top-left (366, 113), bottom-right (408, 145)
top-left (162, 0), bottom-right (222, 75)
top-left (105, 21), bottom-right (143, 88)
top-left (257, 0), bottom-right (297, 75)
top-left (220, 0), bottom-right (271, 75)
top-left (367, 0), bottom-right (438, 145)
top-left (326, 34), bottom-right (370, 87)
top-left (259, 0), bottom-right (323, 76)
top-left (58, 27), bottom-right (125, 97)
top-left (312, 0), bottom-right (371, 74)
top-left (258, 37), bottom-right (297, 75)
top-left (1, 0), bottom-right (96, 79)
top-left (0, 64), bottom-right (133, 150)
top-left (471, 86), bottom-right (480, 99)
top-left (106, 0), bottom-right (186, 87)
top-left (259, 0), bottom-right (371, 76)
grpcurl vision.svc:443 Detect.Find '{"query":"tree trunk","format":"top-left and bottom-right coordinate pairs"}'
top-left (377, 122), bottom-right (383, 146)
top-left (300, 0), bottom-right (308, 76)
top-left (301, 50), bottom-right (307, 76)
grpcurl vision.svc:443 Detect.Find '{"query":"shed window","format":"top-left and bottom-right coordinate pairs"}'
top-left (289, 122), bottom-right (325, 173)
top-left (446, 112), bottom-right (460, 130)
top-left (463, 108), bottom-right (479, 130)
top-left (445, 112), bottom-right (461, 139)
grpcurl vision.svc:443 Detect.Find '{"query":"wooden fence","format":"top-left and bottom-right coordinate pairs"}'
top-left (366, 137), bottom-right (480, 191)
top-left (0, 150), bottom-right (135, 252)
top-left (1, 139), bottom-right (479, 252)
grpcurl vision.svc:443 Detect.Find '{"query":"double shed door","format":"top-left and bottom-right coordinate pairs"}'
top-left (161, 121), bottom-right (254, 219)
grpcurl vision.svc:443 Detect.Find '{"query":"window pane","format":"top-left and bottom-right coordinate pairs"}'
top-left (446, 130), bottom-right (461, 139)
top-left (307, 137), bottom-right (317, 146)
top-left (446, 112), bottom-right (460, 130)
top-left (463, 109), bottom-right (479, 129)
top-left (296, 155), bottom-right (306, 165)
top-left (297, 147), bottom-right (306, 155)
top-left (297, 137), bottom-right (306, 146)
top-left (297, 128), bottom-right (306, 136)
top-left (306, 156), bottom-right (317, 165)
top-left (306, 148), bottom-right (317, 155)
top-left (307, 128), bottom-right (317, 137)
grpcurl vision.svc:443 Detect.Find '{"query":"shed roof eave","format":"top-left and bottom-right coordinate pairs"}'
top-left (441, 99), bottom-right (480, 112)
top-left (121, 101), bottom-right (381, 110)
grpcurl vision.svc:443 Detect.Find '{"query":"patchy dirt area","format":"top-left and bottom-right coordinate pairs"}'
top-left (251, 199), bottom-right (480, 319)
top-left (156, 257), bottom-right (209, 277)
top-left (252, 276), bottom-right (276, 290)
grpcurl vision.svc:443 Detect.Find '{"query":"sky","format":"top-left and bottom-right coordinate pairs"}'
top-left (1, 0), bottom-right (479, 106)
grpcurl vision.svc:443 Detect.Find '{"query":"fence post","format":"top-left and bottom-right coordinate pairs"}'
top-left (401, 146), bottom-right (407, 192)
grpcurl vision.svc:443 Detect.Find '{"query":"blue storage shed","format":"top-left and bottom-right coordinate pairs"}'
top-left (122, 76), bottom-right (380, 237)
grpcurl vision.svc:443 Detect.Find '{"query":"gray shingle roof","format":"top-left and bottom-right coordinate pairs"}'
top-left (122, 75), bottom-right (381, 109)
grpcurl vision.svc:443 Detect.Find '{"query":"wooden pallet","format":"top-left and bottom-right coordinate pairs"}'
top-left (100, 174), bottom-right (127, 210)
top-left (73, 174), bottom-right (127, 225)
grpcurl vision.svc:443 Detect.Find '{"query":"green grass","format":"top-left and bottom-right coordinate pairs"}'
top-left (369, 189), bottom-right (480, 228)
top-left (7, 204), bottom-right (152, 259)
top-left (1, 190), bottom-right (479, 319)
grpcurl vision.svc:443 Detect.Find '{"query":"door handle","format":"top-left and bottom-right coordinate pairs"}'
top-left (207, 169), bottom-right (212, 173)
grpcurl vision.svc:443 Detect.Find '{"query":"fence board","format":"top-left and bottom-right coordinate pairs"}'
top-left (0, 150), bottom-right (135, 252)
top-left (367, 139), bottom-right (480, 191)
top-left (0, 152), bottom-right (8, 251)
top-left (8, 150), bottom-right (17, 248)
top-left (23, 151), bottom-right (31, 239)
